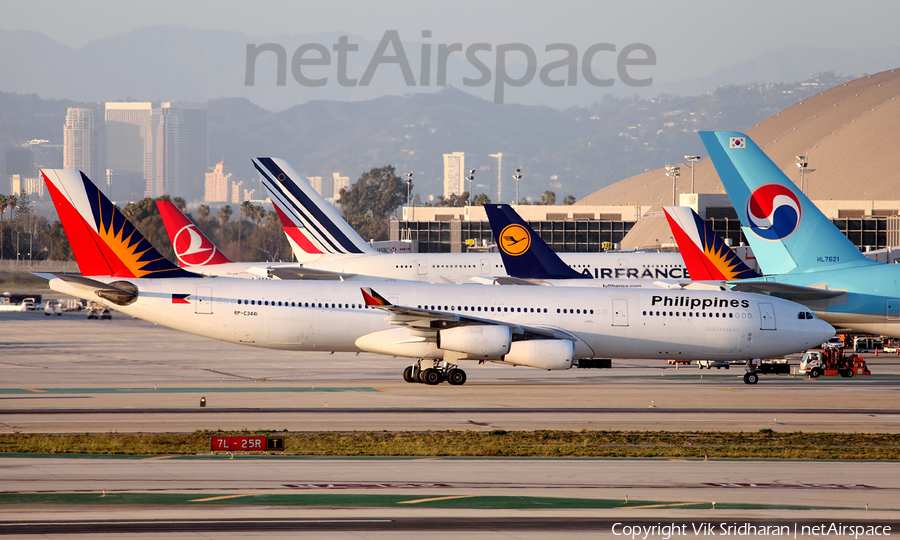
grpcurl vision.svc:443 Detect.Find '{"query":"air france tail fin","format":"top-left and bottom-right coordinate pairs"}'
top-left (41, 169), bottom-right (194, 278)
top-left (483, 204), bottom-right (587, 280)
top-left (699, 131), bottom-right (875, 274)
top-left (253, 157), bottom-right (377, 260)
top-left (663, 206), bottom-right (761, 281)
top-left (156, 200), bottom-right (232, 267)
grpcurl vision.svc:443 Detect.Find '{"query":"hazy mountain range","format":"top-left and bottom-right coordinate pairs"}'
top-left (1, 26), bottom-right (898, 110)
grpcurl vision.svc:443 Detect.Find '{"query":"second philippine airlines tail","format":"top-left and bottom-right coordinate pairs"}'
top-left (663, 206), bottom-right (760, 282)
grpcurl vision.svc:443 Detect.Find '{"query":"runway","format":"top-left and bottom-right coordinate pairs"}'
top-left (2, 310), bottom-right (900, 536)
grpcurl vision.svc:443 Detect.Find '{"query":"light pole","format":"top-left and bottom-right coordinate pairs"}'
top-left (666, 166), bottom-right (681, 206)
top-left (796, 155), bottom-right (808, 195)
top-left (466, 169), bottom-right (475, 206)
top-left (513, 168), bottom-right (522, 204)
top-left (404, 171), bottom-right (413, 220)
top-left (685, 155), bottom-right (701, 193)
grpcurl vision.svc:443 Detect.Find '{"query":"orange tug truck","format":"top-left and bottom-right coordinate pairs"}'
top-left (799, 348), bottom-right (872, 378)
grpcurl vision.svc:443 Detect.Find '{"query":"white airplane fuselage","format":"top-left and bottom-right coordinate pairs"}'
top-left (180, 251), bottom-right (690, 283)
top-left (50, 276), bottom-right (832, 363)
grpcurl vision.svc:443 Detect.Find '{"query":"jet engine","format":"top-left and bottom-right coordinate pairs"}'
top-left (355, 328), bottom-right (442, 358)
top-left (501, 340), bottom-right (574, 370)
top-left (437, 325), bottom-right (512, 358)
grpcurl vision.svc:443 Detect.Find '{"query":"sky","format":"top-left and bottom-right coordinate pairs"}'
top-left (6, 0), bottom-right (900, 83)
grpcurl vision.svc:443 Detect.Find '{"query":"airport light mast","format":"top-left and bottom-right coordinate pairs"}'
top-left (685, 155), bottom-right (701, 193)
top-left (513, 168), bottom-right (522, 204)
top-left (466, 169), bottom-right (475, 206)
top-left (666, 166), bottom-right (681, 206)
top-left (796, 156), bottom-right (808, 195)
top-left (404, 171), bottom-right (413, 221)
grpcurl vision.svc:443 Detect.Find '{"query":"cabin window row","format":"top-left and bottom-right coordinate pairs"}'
top-left (416, 305), bottom-right (550, 313)
top-left (642, 310), bottom-right (751, 319)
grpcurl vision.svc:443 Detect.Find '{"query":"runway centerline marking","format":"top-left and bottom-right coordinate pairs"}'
top-left (189, 494), bottom-right (254, 502)
top-left (624, 502), bottom-right (706, 509)
top-left (399, 495), bottom-right (475, 504)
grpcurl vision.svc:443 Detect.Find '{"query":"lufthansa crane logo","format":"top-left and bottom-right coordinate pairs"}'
top-left (499, 224), bottom-right (531, 256)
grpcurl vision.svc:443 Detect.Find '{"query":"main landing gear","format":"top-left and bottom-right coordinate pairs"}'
top-left (403, 360), bottom-right (467, 386)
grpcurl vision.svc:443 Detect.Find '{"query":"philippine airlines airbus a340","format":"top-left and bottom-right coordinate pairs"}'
top-left (40, 168), bottom-right (833, 385)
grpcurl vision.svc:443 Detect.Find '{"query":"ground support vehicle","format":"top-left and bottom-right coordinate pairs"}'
top-left (799, 349), bottom-right (871, 378)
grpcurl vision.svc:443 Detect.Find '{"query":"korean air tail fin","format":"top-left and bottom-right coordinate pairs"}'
top-left (699, 131), bottom-right (875, 274)
top-left (484, 204), bottom-right (587, 280)
top-left (156, 201), bottom-right (232, 267)
top-left (41, 169), bottom-right (194, 278)
top-left (663, 206), bottom-right (760, 281)
top-left (253, 157), bottom-right (377, 260)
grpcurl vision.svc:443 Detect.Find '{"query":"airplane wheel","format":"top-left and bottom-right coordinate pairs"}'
top-left (743, 372), bottom-right (759, 385)
top-left (447, 369), bottom-right (467, 386)
top-left (422, 368), bottom-right (442, 386)
top-left (810, 368), bottom-right (822, 378)
top-left (403, 366), bottom-right (416, 383)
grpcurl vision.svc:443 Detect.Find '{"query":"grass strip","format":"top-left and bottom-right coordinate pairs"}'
top-left (1, 430), bottom-right (899, 459)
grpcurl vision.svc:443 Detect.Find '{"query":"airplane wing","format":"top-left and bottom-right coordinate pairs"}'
top-left (728, 281), bottom-right (847, 301)
top-left (359, 287), bottom-right (576, 341)
top-left (268, 267), bottom-right (358, 281)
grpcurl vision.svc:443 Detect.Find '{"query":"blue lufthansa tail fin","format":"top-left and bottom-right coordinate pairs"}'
top-left (484, 204), bottom-right (587, 280)
top-left (699, 131), bottom-right (876, 274)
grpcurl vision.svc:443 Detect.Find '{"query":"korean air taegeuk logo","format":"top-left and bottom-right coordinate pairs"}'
top-left (745, 184), bottom-right (802, 240)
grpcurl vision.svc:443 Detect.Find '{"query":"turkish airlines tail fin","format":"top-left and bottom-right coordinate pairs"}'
top-left (253, 157), bottom-right (377, 261)
top-left (156, 200), bottom-right (232, 267)
top-left (699, 131), bottom-right (875, 274)
top-left (663, 206), bottom-right (760, 281)
top-left (483, 204), bottom-right (587, 280)
top-left (41, 169), bottom-right (194, 278)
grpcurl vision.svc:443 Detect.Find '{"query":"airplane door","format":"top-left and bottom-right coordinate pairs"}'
top-left (195, 286), bottom-right (212, 315)
top-left (481, 259), bottom-right (491, 274)
top-left (888, 300), bottom-right (900, 320)
top-left (758, 302), bottom-right (776, 330)
top-left (417, 259), bottom-right (427, 275)
top-left (612, 299), bottom-right (628, 326)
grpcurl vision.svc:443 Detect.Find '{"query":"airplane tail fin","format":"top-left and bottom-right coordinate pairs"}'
top-left (41, 169), bottom-right (194, 278)
top-left (699, 131), bottom-right (875, 274)
top-left (663, 206), bottom-right (761, 281)
top-left (156, 200), bottom-right (232, 267)
top-left (253, 157), bottom-right (378, 260)
top-left (483, 204), bottom-right (587, 280)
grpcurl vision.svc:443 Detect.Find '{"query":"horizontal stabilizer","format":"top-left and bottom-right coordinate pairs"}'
top-left (730, 281), bottom-right (847, 302)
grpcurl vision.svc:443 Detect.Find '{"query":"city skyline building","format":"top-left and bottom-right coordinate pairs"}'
top-left (442, 151), bottom-right (465, 198)
top-left (487, 152), bottom-right (521, 204)
top-left (105, 102), bottom-right (152, 201)
top-left (63, 107), bottom-right (105, 183)
top-left (204, 159), bottom-right (232, 202)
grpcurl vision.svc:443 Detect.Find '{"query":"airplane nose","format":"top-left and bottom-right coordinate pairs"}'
top-left (816, 320), bottom-right (836, 344)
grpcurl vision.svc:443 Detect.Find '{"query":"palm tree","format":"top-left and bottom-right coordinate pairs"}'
top-left (239, 200), bottom-right (254, 257)
top-left (541, 191), bottom-right (556, 205)
top-left (471, 193), bottom-right (491, 206)
top-left (563, 195), bottom-right (576, 206)
top-left (0, 194), bottom-right (7, 260)
top-left (218, 205), bottom-right (232, 230)
top-left (197, 204), bottom-right (210, 222)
